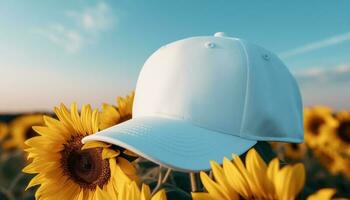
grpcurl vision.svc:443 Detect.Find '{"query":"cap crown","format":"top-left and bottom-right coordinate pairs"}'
top-left (133, 35), bottom-right (303, 142)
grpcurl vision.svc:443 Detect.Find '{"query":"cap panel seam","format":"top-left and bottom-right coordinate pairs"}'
top-left (135, 113), bottom-right (250, 139)
top-left (241, 134), bottom-right (304, 143)
top-left (238, 40), bottom-right (250, 136)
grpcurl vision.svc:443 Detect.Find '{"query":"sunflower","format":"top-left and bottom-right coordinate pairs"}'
top-left (23, 103), bottom-right (137, 199)
top-left (340, 159), bottom-right (350, 181)
top-left (270, 142), bottom-right (307, 161)
top-left (117, 181), bottom-right (167, 200)
top-left (328, 111), bottom-right (350, 154)
top-left (323, 149), bottom-right (350, 180)
top-left (99, 92), bottom-right (134, 130)
top-left (3, 114), bottom-right (44, 150)
top-left (312, 147), bottom-right (344, 175)
top-left (306, 188), bottom-right (336, 200)
top-left (0, 122), bottom-right (9, 142)
top-left (304, 106), bottom-right (338, 149)
top-left (192, 148), bottom-right (305, 200)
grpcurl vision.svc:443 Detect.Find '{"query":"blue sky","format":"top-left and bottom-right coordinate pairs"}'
top-left (1, 0), bottom-right (350, 112)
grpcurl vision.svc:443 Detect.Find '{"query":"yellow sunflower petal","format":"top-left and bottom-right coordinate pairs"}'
top-left (117, 157), bottom-right (137, 178)
top-left (102, 103), bottom-right (120, 119)
top-left (223, 157), bottom-right (250, 199)
top-left (129, 181), bottom-right (141, 200)
top-left (92, 108), bottom-right (100, 133)
top-left (151, 189), bottom-right (167, 200)
top-left (200, 171), bottom-right (230, 200)
top-left (25, 174), bottom-right (44, 190)
top-left (105, 180), bottom-right (118, 200)
top-left (81, 141), bottom-right (111, 150)
top-left (56, 179), bottom-right (80, 199)
top-left (77, 190), bottom-right (84, 200)
top-left (43, 115), bottom-right (67, 133)
top-left (307, 188), bottom-right (336, 200)
top-left (245, 149), bottom-right (274, 198)
top-left (141, 184), bottom-right (152, 200)
top-left (94, 186), bottom-right (111, 200)
top-left (22, 161), bottom-right (58, 174)
top-left (70, 103), bottom-right (85, 134)
top-left (123, 149), bottom-right (139, 157)
top-left (117, 97), bottom-right (127, 116)
top-left (267, 158), bottom-right (280, 183)
top-left (110, 158), bottom-right (133, 190)
top-left (210, 160), bottom-right (238, 198)
top-left (54, 104), bottom-right (74, 133)
top-left (275, 165), bottom-right (294, 200)
top-left (191, 192), bottom-right (215, 200)
top-left (99, 103), bottom-right (121, 130)
top-left (102, 148), bottom-right (120, 159)
top-left (81, 104), bottom-right (93, 134)
top-left (232, 154), bottom-right (256, 195)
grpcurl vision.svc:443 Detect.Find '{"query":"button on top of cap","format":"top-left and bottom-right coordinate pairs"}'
top-left (214, 32), bottom-right (227, 37)
top-left (205, 42), bottom-right (215, 49)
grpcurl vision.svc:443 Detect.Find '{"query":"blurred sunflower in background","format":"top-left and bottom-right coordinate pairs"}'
top-left (3, 114), bottom-right (44, 150)
top-left (329, 111), bottom-right (350, 154)
top-left (99, 92), bottom-right (134, 130)
top-left (304, 106), bottom-right (338, 149)
top-left (192, 148), bottom-right (305, 200)
top-left (316, 143), bottom-right (350, 180)
top-left (337, 153), bottom-right (350, 180)
top-left (270, 142), bottom-right (307, 161)
top-left (0, 122), bottom-right (9, 143)
top-left (312, 147), bottom-right (344, 175)
top-left (303, 108), bottom-right (350, 180)
top-left (23, 103), bottom-right (138, 199)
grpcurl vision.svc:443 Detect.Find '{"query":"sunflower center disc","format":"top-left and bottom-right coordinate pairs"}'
top-left (337, 120), bottom-right (350, 143)
top-left (309, 117), bottom-right (325, 135)
top-left (61, 135), bottom-right (111, 189)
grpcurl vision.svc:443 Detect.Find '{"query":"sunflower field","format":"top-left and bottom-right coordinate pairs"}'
top-left (0, 93), bottom-right (349, 200)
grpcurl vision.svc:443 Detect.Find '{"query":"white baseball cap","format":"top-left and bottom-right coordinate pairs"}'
top-left (83, 32), bottom-right (303, 172)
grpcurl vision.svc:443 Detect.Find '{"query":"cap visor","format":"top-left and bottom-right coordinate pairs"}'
top-left (82, 116), bottom-right (256, 172)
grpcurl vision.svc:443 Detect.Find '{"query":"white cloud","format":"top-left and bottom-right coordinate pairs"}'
top-left (335, 64), bottom-right (350, 73)
top-left (67, 2), bottom-right (113, 33)
top-left (35, 24), bottom-right (84, 53)
top-left (279, 32), bottom-right (350, 59)
top-left (34, 2), bottom-right (114, 53)
top-left (294, 64), bottom-right (350, 84)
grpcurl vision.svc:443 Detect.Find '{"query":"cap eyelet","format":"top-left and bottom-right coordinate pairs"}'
top-left (205, 42), bottom-right (216, 49)
top-left (262, 53), bottom-right (270, 61)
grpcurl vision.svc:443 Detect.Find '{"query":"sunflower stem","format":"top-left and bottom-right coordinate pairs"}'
top-left (162, 168), bottom-right (172, 184)
top-left (190, 172), bottom-right (200, 192)
top-left (9, 172), bottom-right (24, 192)
top-left (0, 186), bottom-right (15, 200)
top-left (152, 167), bottom-right (172, 195)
